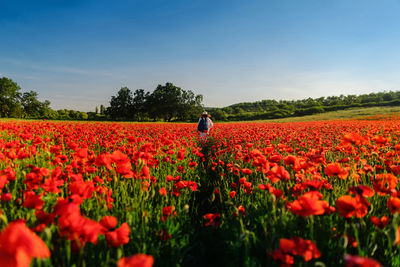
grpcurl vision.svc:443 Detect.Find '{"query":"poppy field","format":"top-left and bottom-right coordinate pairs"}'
top-left (1, 119), bottom-right (400, 266)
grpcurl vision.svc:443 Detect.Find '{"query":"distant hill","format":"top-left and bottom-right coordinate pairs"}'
top-left (266, 106), bottom-right (400, 123)
top-left (205, 91), bottom-right (400, 121)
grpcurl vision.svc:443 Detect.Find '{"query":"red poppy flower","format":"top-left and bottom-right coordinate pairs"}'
top-left (118, 254), bottom-right (154, 267)
top-left (233, 205), bottom-right (246, 217)
top-left (100, 216), bottom-right (118, 230)
top-left (336, 195), bottom-right (369, 218)
top-left (161, 206), bottom-right (176, 222)
top-left (348, 185), bottom-right (374, 198)
top-left (177, 149), bottom-right (186, 161)
top-left (140, 166), bottom-right (150, 178)
top-left (268, 165), bottom-right (290, 182)
top-left (106, 223), bottom-right (130, 247)
top-left (373, 173), bottom-right (398, 195)
top-left (1, 193), bottom-right (12, 202)
top-left (388, 197), bottom-right (400, 214)
top-left (22, 192), bottom-right (44, 210)
top-left (0, 221), bottom-right (50, 267)
top-left (340, 133), bottom-right (369, 146)
top-left (69, 180), bottom-right (95, 199)
top-left (241, 168), bottom-right (253, 175)
top-left (75, 148), bottom-right (88, 159)
top-left (159, 187), bottom-right (167, 196)
top-left (344, 254), bottom-right (381, 267)
top-left (325, 163), bottom-right (349, 179)
top-left (287, 191), bottom-right (329, 216)
top-left (95, 153), bottom-right (113, 170)
top-left (370, 216), bottom-right (389, 229)
top-left (259, 184), bottom-right (284, 198)
top-left (271, 237), bottom-right (320, 265)
top-left (42, 178), bottom-right (64, 194)
top-left (203, 213), bottom-right (221, 228)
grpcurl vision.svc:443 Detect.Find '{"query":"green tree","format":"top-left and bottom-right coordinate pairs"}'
top-left (146, 83), bottom-right (203, 121)
top-left (20, 91), bottom-right (51, 118)
top-left (222, 107), bottom-right (233, 114)
top-left (68, 110), bottom-right (79, 120)
top-left (57, 109), bottom-right (69, 120)
top-left (44, 109), bottom-right (59, 120)
top-left (0, 77), bottom-right (22, 117)
top-left (78, 112), bottom-right (88, 120)
top-left (146, 83), bottom-right (179, 121)
top-left (100, 104), bottom-right (105, 115)
top-left (176, 90), bottom-right (203, 121)
top-left (107, 87), bottom-right (133, 120)
top-left (132, 89), bottom-right (149, 121)
top-left (233, 107), bottom-right (245, 115)
top-left (212, 109), bottom-right (228, 121)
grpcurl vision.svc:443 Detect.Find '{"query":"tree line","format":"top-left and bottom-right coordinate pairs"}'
top-left (0, 77), bottom-right (52, 118)
top-left (0, 77), bottom-right (99, 120)
top-left (105, 83), bottom-right (203, 121)
top-left (206, 91), bottom-right (400, 121)
top-left (3, 75), bottom-right (400, 122)
top-left (0, 77), bottom-right (204, 121)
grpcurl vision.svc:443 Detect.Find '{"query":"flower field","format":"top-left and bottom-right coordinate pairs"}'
top-left (1, 119), bottom-right (400, 266)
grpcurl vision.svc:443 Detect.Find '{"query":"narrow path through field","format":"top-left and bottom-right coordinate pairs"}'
top-left (182, 137), bottom-right (230, 267)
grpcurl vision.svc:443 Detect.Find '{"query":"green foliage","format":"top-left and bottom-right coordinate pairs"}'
top-left (0, 77), bottom-right (22, 118)
top-left (207, 91), bottom-right (400, 121)
top-left (87, 112), bottom-right (107, 121)
top-left (20, 91), bottom-right (52, 118)
top-left (294, 106), bottom-right (325, 116)
top-left (212, 109), bottom-right (228, 121)
top-left (107, 82), bottom-right (203, 122)
top-left (107, 87), bottom-right (134, 120)
top-left (55, 109), bottom-right (89, 120)
top-left (4, 74), bottom-right (400, 122)
top-left (0, 77), bottom-right (204, 122)
top-left (100, 104), bottom-right (106, 115)
top-left (0, 77), bottom-right (53, 119)
top-left (132, 89), bottom-right (148, 121)
top-left (145, 83), bottom-right (203, 122)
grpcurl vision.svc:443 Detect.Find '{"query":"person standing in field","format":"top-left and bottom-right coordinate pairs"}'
top-left (197, 111), bottom-right (213, 140)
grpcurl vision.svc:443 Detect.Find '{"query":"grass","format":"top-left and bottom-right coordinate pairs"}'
top-left (265, 106), bottom-right (400, 123)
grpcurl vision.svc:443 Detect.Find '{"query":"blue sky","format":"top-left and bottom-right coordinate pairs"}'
top-left (1, 0), bottom-right (400, 111)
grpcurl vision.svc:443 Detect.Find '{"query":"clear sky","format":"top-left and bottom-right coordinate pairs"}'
top-left (1, 0), bottom-right (400, 111)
